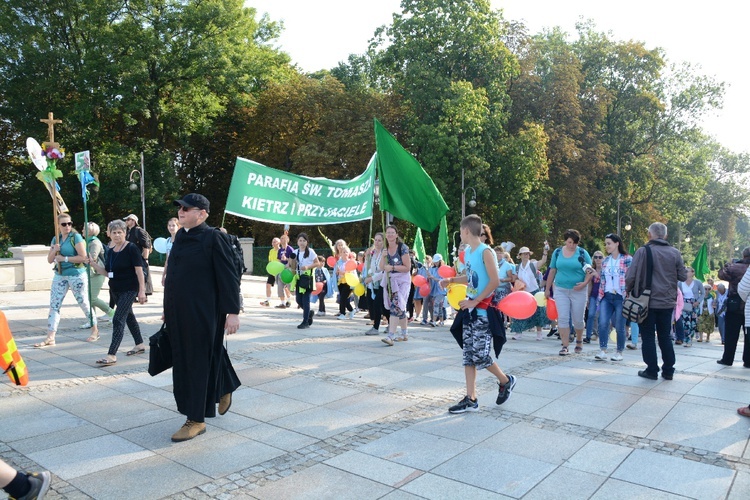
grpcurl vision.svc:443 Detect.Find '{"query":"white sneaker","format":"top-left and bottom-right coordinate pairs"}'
top-left (337, 314), bottom-right (346, 320)
top-left (347, 311), bottom-right (354, 320)
top-left (595, 350), bottom-right (608, 360)
top-left (610, 352), bottom-right (623, 361)
top-left (316, 311), bottom-right (326, 316)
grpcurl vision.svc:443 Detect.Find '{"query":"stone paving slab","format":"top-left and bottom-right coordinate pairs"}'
top-left (1, 281), bottom-right (750, 499)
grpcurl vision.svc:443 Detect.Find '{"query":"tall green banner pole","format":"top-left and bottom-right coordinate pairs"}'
top-left (76, 151), bottom-right (98, 327)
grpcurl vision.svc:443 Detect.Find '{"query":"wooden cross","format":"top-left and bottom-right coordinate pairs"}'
top-left (40, 112), bottom-right (62, 148)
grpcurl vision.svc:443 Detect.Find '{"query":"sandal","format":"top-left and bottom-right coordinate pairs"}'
top-left (34, 338), bottom-right (56, 348)
top-left (126, 348), bottom-right (146, 356)
top-left (738, 406), bottom-right (750, 418)
top-left (559, 346), bottom-right (569, 356)
top-left (95, 358), bottom-right (117, 366)
top-left (87, 334), bottom-right (100, 342)
top-left (574, 341), bottom-right (583, 354)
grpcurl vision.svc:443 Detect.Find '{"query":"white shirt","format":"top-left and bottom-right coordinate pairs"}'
top-left (295, 248), bottom-right (318, 271)
top-left (516, 260), bottom-right (539, 292)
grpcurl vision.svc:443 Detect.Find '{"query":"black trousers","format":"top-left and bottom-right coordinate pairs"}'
top-left (370, 287), bottom-right (390, 329)
top-left (640, 308), bottom-right (676, 376)
top-left (720, 310), bottom-right (749, 365)
top-left (318, 283), bottom-right (327, 312)
top-left (338, 283), bottom-right (353, 314)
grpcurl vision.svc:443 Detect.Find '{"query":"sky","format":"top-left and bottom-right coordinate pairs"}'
top-left (247, 0), bottom-right (749, 153)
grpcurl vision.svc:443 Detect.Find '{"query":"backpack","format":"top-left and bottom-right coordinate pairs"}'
top-left (202, 228), bottom-right (246, 284)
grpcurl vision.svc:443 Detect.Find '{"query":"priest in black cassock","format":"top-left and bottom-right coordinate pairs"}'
top-left (163, 193), bottom-right (241, 442)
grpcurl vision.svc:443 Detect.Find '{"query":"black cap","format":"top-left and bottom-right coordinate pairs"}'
top-left (173, 193), bottom-right (210, 213)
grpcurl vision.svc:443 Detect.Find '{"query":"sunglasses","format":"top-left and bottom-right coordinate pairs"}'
top-left (178, 206), bottom-right (200, 212)
top-left (480, 233), bottom-right (486, 237)
top-left (60, 222), bottom-right (73, 227)
top-left (593, 255), bottom-right (604, 259)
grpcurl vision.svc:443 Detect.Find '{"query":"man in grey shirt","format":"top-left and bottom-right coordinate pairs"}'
top-left (625, 222), bottom-right (687, 380)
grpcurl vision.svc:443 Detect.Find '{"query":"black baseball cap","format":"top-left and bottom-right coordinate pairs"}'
top-left (173, 193), bottom-right (210, 212)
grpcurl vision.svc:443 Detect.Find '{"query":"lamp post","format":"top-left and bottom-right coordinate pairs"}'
top-left (128, 152), bottom-right (146, 231)
top-left (617, 214), bottom-right (632, 236)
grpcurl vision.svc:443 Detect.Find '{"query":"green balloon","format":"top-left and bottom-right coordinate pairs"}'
top-left (266, 261), bottom-right (284, 276)
top-left (280, 269), bottom-right (294, 283)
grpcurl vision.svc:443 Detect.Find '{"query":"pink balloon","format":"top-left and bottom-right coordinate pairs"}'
top-left (311, 281), bottom-right (324, 295)
top-left (497, 291), bottom-right (537, 320)
top-left (412, 275), bottom-right (427, 287)
top-left (345, 260), bottom-right (357, 271)
top-left (357, 262), bottom-right (364, 273)
top-left (437, 265), bottom-right (456, 278)
top-left (326, 256), bottom-right (336, 268)
top-left (419, 283), bottom-right (431, 297)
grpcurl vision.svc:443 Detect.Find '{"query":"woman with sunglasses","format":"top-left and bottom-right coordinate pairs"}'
top-left (36, 213), bottom-right (98, 347)
top-left (584, 251), bottom-right (605, 344)
top-left (595, 234), bottom-right (632, 361)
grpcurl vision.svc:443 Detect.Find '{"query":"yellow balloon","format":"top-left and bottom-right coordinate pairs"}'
top-left (534, 291), bottom-right (547, 307)
top-left (354, 283), bottom-right (366, 296)
top-left (344, 272), bottom-right (359, 287)
top-left (447, 284), bottom-right (467, 310)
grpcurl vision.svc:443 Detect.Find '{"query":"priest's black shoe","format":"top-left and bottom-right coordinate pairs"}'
top-left (638, 370), bottom-right (658, 380)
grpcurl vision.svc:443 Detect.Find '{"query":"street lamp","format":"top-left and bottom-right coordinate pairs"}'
top-left (128, 152), bottom-right (146, 231)
top-left (460, 167), bottom-right (477, 219)
top-left (684, 231), bottom-right (691, 243)
top-left (617, 214), bottom-right (632, 235)
top-left (373, 178), bottom-right (392, 226)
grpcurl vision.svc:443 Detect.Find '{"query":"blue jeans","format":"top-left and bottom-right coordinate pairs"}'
top-left (674, 317), bottom-right (684, 342)
top-left (598, 293), bottom-right (626, 352)
top-left (585, 295), bottom-right (599, 340)
top-left (630, 322), bottom-right (639, 345)
top-left (640, 308), bottom-right (676, 377)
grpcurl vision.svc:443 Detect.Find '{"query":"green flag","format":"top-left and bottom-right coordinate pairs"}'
top-left (436, 215), bottom-right (449, 262)
top-left (628, 240), bottom-right (637, 256)
top-left (692, 242), bottom-right (710, 279)
top-left (374, 119), bottom-right (449, 231)
top-left (413, 228), bottom-right (426, 262)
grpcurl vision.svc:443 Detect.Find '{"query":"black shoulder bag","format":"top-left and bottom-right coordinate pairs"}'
top-left (148, 323), bottom-right (172, 376)
top-left (622, 245), bottom-right (653, 324)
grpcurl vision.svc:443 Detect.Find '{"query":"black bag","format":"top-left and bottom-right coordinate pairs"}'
top-left (148, 323), bottom-right (172, 376)
top-left (622, 245), bottom-right (653, 324)
top-left (297, 273), bottom-right (312, 290)
top-left (727, 294), bottom-right (745, 313)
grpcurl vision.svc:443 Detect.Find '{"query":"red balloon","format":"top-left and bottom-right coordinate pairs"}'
top-left (412, 275), bottom-right (427, 287)
top-left (458, 250), bottom-right (465, 263)
top-left (419, 283), bottom-right (431, 297)
top-left (311, 281), bottom-right (324, 295)
top-left (345, 260), bottom-right (357, 271)
top-left (497, 291), bottom-right (537, 320)
top-left (437, 265), bottom-right (456, 278)
top-left (326, 256), bottom-right (336, 268)
top-left (546, 298), bottom-right (558, 320)
top-left (357, 262), bottom-right (364, 273)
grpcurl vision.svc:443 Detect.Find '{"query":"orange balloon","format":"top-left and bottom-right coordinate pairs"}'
top-left (357, 262), bottom-right (364, 273)
top-left (546, 298), bottom-right (558, 320)
top-left (419, 283), bottom-right (431, 297)
top-left (326, 256), bottom-right (336, 268)
top-left (497, 291), bottom-right (537, 320)
top-left (311, 281), bottom-right (324, 295)
top-left (412, 275), bottom-right (427, 287)
top-left (345, 260), bottom-right (357, 271)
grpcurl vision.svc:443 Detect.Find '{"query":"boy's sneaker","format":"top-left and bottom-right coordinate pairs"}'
top-left (610, 351), bottom-right (623, 361)
top-left (316, 311), bottom-right (326, 316)
top-left (259, 300), bottom-right (270, 307)
top-left (496, 374), bottom-right (517, 405)
top-left (20, 471), bottom-right (51, 500)
top-left (337, 314), bottom-right (346, 320)
top-left (595, 350), bottom-right (608, 360)
top-left (449, 395), bottom-right (479, 414)
top-left (381, 334), bottom-right (395, 346)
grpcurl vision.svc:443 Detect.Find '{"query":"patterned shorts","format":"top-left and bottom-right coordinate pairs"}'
top-left (462, 314), bottom-right (493, 370)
